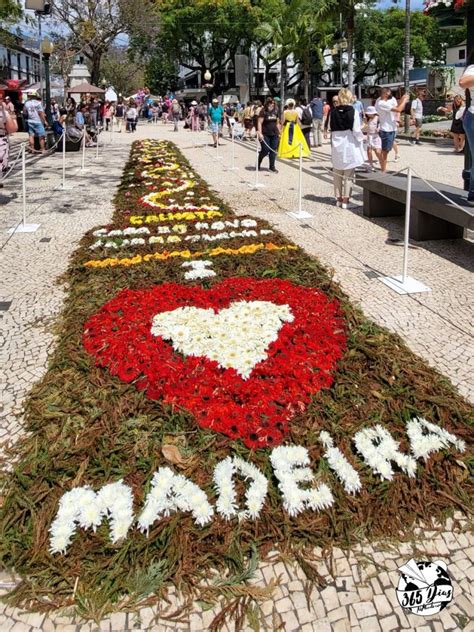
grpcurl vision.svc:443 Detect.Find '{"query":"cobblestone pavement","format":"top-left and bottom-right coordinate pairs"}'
top-left (0, 124), bottom-right (472, 631)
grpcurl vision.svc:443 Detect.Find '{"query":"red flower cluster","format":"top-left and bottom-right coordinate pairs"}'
top-left (83, 278), bottom-right (346, 449)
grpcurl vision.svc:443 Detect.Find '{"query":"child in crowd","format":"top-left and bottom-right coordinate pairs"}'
top-left (364, 106), bottom-right (381, 171)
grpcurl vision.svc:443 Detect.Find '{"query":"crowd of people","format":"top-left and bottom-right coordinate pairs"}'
top-left (1, 51), bottom-right (474, 206)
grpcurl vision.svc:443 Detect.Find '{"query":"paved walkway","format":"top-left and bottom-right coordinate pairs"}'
top-left (0, 124), bottom-right (472, 631)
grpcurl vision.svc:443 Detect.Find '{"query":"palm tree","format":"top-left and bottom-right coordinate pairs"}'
top-left (257, 0), bottom-right (333, 102)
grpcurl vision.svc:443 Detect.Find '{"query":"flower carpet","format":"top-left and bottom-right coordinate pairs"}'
top-left (0, 140), bottom-right (472, 625)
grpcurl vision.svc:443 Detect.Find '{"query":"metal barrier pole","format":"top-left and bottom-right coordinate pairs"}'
top-left (225, 126), bottom-right (239, 172)
top-left (248, 140), bottom-right (265, 190)
top-left (95, 127), bottom-right (100, 160)
top-left (21, 144), bottom-right (27, 227)
top-left (55, 133), bottom-right (74, 190)
top-left (379, 166), bottom-right (430, 295)
top-left (286, 144), bottom-right (312, 219)
top-left (80, 131), bottom-right (87, 173)
top-left (8, 144), bottom-right (40, 233)
top-left (402, 165), bottom-right (412, 283)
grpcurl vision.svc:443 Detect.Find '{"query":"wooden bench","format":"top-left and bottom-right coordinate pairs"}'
top-left (356, 172), bottom-right (474, 241)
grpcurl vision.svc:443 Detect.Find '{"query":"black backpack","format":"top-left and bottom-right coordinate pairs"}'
top-left (301, 105), bottom-right (312, 126)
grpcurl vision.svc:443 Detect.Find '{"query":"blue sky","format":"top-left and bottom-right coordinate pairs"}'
top-left (377, 0), bottom-right (425, 8)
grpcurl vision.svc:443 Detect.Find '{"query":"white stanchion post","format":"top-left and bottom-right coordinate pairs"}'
top-left (224, 126), bottom-right (239, 172)
top-left (379, 166), bottom-right (431, 295)
top-left (110, 118), bottom-right (114, 144)
top-left (248, 139), bottom-right (265, 190)
top-left (80, 130), bottom-right (88, 173)
top-left (214, 135), bottom-right (221, 161)
top-left (402, 166), bottom-right (412, 284)
top-left (55, 132), bottom-right (74, 190)
top-left (8, 144), bottom-right (40, 233)
top-left (287, 144), bottom-right (313, 219)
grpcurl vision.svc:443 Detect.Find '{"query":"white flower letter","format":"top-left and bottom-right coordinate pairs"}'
top-left (49, 480), bottom-right (134, 554)
top-left (214, 457), bottom-right (268, 521)
top-left (270, 446), bottom-right (334, 517)
top-left (353, 425), bottom-right (417, 481)
top-left (319, 431), bottom-right (362, 495)
top-left (406, 417), bottom-right (466, 461)
top-left (181, 260), bottom-right (216, 280)
top-left (137, 468), bottom-right (213, 531)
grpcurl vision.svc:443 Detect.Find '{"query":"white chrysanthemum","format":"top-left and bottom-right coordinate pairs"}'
top-left (151, 301), bottom-right (293, 379)
top-left (270, 446), bottom-right (334, 517)
top-left (214, 457), bottom-right (268, 521)
top-left (353, 425), bottom-right (417, 481)
top-left (406, 417), bottom-right (466, 461)
top-left (319, 431), bottom-right (361, 495)
top-left (137, 467), bottom-right (213, 532)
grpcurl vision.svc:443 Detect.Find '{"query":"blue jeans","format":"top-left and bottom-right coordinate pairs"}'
top-left (258, 134), bottom-right (279, 169)
top-left (27, 120), bottom-right (46, 137)
top-left (463, 110), bottom-right (474, 200)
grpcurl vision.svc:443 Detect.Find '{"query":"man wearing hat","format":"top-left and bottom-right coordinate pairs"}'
top-left (208, 98), bottom-right (224, 147)
top-left (23, 90), bottom-right (48, 153)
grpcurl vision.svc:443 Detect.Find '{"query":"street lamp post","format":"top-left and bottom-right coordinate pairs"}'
top-left (403, 0), bottom-right (411, 134)
top-left (203, 69), bottom-right (213, 105)
top-left (40, 36), bottom-right (54, 127)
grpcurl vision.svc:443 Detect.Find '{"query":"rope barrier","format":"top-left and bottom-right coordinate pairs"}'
top-left (0, 141), bottom-right (27, 182)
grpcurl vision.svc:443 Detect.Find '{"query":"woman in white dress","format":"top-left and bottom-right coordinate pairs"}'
top-left (330, 88), bottom-right (365, 209)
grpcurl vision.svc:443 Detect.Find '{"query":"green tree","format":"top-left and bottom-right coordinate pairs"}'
top-left (144, 0), bottom-right (266, 93)
top-left (353, 8), bottom-right (465, 85)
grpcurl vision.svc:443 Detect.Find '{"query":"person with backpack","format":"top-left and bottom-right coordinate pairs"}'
top-left (375, 87), bottom-right (408, 172)
top-left (330, 88), bottom-right (365, 209)
top-left (296, 98), bottom-right (313, 148)
top-left (310, 93), bottom-right (324, 147)
top-left (242, 101), bottom-right (254, 140)
top-left (171, 99), bottom-right (181, 132)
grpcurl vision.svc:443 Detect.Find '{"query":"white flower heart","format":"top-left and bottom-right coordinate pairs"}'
top-left (151, 301), bottom-right (294, 379)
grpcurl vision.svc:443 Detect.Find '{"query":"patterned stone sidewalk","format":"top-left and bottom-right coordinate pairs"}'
top-left (0, 125), bottom-right (472, 631)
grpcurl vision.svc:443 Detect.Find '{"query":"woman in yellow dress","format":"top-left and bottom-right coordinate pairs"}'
top-left (277, 99), bottom-right (311, 159)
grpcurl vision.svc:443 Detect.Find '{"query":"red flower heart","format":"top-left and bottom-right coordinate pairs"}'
top-left (83, 278), bottom-right (346, 449)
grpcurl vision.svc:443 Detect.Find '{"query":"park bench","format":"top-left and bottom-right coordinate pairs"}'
top-left (355, 171), bottom-right (474, 241)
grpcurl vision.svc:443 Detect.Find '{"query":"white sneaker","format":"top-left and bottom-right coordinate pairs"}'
top-left (394, 155), bottom-right (400, 162)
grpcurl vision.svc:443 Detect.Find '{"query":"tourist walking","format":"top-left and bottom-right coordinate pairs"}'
top-left (0, 90), bottom-right (18, 182)
top-left (296, 98), bottom-right (313, 148)
top-left (438, 95), bottom-right (465, 153)
top-left (278, 99), bottom-right (311, 159)
top-left (330, 88), bottom-right (365, 209)
top-left (115, 101), bottom-right (125, 132)
top-left (126, 99), bottom-right (138, 132)
top-left (23, 90), bottom-right (48, 153)
top-left (257, 97), bottom-right (281, 173)
top-left (171, 99), bottom-right (181, 132)
top-left (208, 98), bottom-right (224, 147)
top-left (364, 106), bottom-right (381, 171)
top-left (459, 49), bottom-right (474, 206)
top-left (410, 90), bottom-right (425, 145)
top-left (242, 101), bottom-right (254, 140)
top-left (103, 101), bottom-right (114, 131)
top-left (310, 92), bottom-right (324, 147)
top-left (190, 100), bottom-right (200, 131)
top-left (375, 88), bottom-right (408, 172)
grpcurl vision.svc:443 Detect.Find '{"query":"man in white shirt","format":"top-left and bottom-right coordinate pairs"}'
top-left (410, 90), bottom-right (425, 145)
top-left (375, 88), bottom-right (408, 172)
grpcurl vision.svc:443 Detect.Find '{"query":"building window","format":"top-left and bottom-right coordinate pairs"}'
top-left (459, 49), bottom-right (466, 60)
